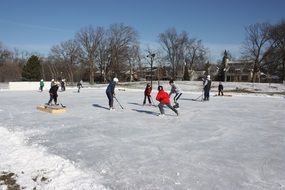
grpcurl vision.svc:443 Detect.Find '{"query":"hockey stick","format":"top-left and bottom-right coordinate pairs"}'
top-left (198, 89), bottom-right (204, 101)
top-left (114, 96), bottom-right (124, 109)
top-left (193, 94), bottom-right (202, 101)
top-left (150, 96), bottom-right (156, 107)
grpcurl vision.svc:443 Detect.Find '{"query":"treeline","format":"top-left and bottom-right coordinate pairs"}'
top-left (0, 20), bottom-right (285, 83)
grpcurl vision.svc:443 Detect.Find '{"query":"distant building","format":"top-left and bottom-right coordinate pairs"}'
top-left (220, 50), bottom-right (259, 82)
top-left (226, 60), bottom-right (256, 82)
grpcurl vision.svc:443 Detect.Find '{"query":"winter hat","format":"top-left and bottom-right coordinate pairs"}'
top-left (113, 77), bottom-right (119, 82)
top-left (157, 85), bottom-right (163, 91)
top-left (207, 75), bottom-right (210, 79)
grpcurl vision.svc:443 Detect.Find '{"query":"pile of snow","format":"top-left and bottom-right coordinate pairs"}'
top-left (0, 83), bottom-right (8, 91)
top-left (117, 81), bottom-right (285, 94)
top-left (0, 127), bottom-right (105, 190)
top-left (3, 81), bottom-right (285, 95)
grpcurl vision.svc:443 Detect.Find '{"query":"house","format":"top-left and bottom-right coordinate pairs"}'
top-left (221, 50), bottom-right (259, 82)
top-left (226, 60), bottom-right (256, 82)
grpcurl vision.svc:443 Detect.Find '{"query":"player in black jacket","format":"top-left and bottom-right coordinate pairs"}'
top-left (46, 82), bottom-right (59, 105)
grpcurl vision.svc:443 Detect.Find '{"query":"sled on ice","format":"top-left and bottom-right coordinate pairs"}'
top-left (37, 104), bottom-right (66, 113)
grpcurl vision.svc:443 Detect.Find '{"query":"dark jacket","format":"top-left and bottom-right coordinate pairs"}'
top-left (49, 85), bottom-right (59, 96)
top-left (106, 81), bottom-right (116, 94)
top-left (77, 81), bottom-right (83, 87)
top-left (204, 79), bottom-right (211, 91)
top-left (144, 85), bottom-right (152, 96)
top-left (61, 81), bottom-right (65, 87)
top-left (218, 84), bottom-right (223, 91)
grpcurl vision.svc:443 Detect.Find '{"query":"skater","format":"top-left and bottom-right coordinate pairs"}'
top-left (203, 75), bottom-right (212, 101)
top-left (143, 83), bottom-right (152, 105)
top-left (77, 80), bottom-right (83, 93)
top-left (156, 85), bottom-right (178, 116)
top-left (106, 77), bottom-right (119, 110)
top-left (218, 82), bottom-right (224, 96)
top-left (61, 79), bottom-right (66, 91)
top-left (169, 79), bottom-right (182, 108)
top-left (39, 79), bottom-right (44, 92)
top-left (46, 82), bottom-right (59, 105)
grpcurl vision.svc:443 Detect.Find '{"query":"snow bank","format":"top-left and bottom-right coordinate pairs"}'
top-left (118, 81), bottom-right (285, 95)
top-left (0, 127), bottom-right (105, 190)
top-left (4, 81), bottom-right (285, 95)
top-left (8, 82), bottom-right (51, 91)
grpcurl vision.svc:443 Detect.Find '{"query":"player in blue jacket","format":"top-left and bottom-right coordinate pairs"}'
top-left (106, 77), bottom-right (119, 110)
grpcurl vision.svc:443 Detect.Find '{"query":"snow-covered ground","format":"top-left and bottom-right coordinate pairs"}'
top-left (0, 82), bottom-right (285, 190)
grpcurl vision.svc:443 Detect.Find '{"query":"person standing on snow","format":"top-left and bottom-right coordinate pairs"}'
top-left (39, 79), bottom-right (44, 92)
top-left (218, 82), bottom-right (224, 96)
top-left (156, 85), bottom-right (178, 116)
top-left (203, 75), bottom-right (212, 101)
top-left (77, 80), bottom-right (83, 93)
top-left (46, 82), bottom-right (59, 105)
top-left (106, 77), bottom-right (119, 110)
top-left (169, 79), bottom-right (182, 108)
top-left (143, 83), bottom-right (152, 105)
top-left (61, 79), bottom-right (66, 91)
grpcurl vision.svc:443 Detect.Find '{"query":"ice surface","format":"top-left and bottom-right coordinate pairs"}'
top-left (0, 84), bottom-right (285, 190)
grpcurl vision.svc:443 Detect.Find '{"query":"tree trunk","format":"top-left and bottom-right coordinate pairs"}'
top-left (89, 60), bottom-right (94, 84)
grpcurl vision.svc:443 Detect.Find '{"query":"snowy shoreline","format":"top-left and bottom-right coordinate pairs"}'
top-left (0, 127), bottom-right (105, 190)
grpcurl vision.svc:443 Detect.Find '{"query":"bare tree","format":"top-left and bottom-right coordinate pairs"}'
top-left (76, 26), bottom-right (104, 84)
top-left (185, 39), bottom-right (207, 70)
top-left (97, 38), bottom-right (109, 82)
top-left (50, 39), bottom-right (80, 83)
top-left (107, 23), bottom-right (139, 81)
top-left (0, 42), bottom-right (22, 82)
top-left (268, 20), bottom-right (285, 81)
top-left (127, 44), bottom-right (140, 81)
top-left (46, 58), bottom-right (60, 80)
top-left (242, 23), bottom-right (275, 82)
top-left (184, 39), bottom-right (207, 80)
top-left (0, 61), bottom-right (22, 82)
top-left (0, 42), bottom-right (13, 63)
top-left (159, 28), bottom-right (189, 79)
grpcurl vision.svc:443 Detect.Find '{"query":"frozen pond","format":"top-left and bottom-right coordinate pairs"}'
top-left (1, 87), bottom-right (285, 189)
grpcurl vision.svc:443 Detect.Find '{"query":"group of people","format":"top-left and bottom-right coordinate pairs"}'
top-left (140, 75), bottom-right (223, 115)
top-left (202, 75), bottom-right (224, 100)
top-left (43, 79), bottom-right (83, 106)
top-left (106, 77), bottom-right (182, 116)
top-left (42, 74), bottom-right (224, 116)
top-left (38, 79), bottom-right (59, 105)
top-left (39, 79), bottom-right (67, 92)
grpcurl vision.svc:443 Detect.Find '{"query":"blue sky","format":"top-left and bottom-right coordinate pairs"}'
top-left (0, 0), bottom-right (284, 61)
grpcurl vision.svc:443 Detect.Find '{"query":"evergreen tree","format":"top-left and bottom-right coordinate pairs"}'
top-left (183, 65), bottom-right (190, 80)
top-left (204, 61), bottom-right (211, 76)
top-left (22, 55), bottom-right (41, 81)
